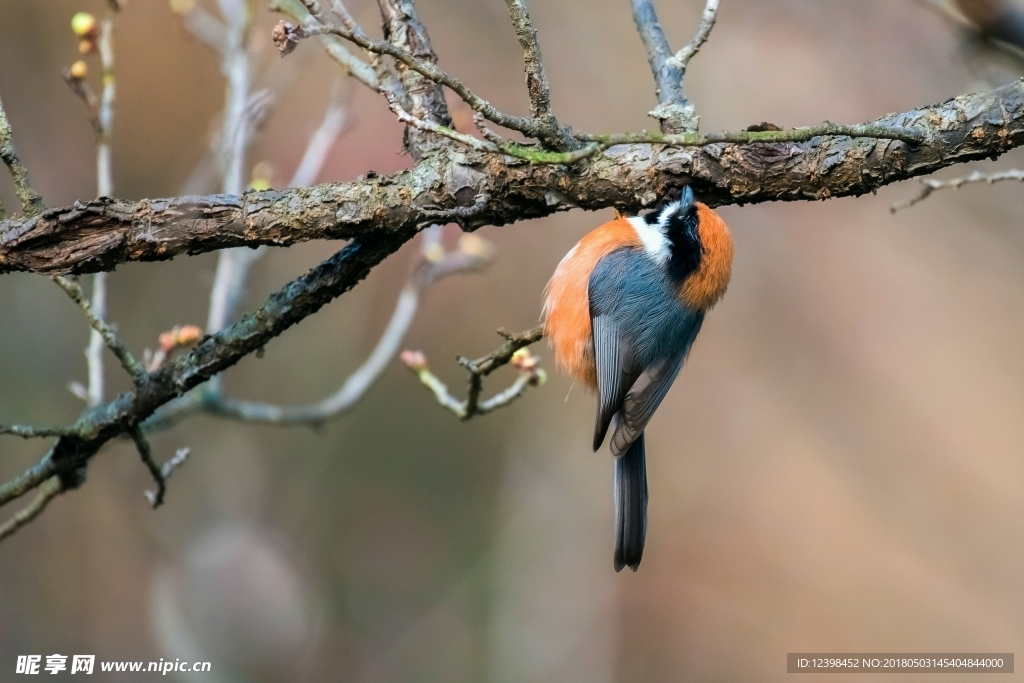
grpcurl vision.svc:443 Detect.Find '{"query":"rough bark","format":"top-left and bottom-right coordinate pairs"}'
top-left (3, 79), bottom-right (1023, 276)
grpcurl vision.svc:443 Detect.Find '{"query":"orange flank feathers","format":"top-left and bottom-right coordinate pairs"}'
top-left (680, 204), bottom-right (734, 310)
top-left (543, 219), bottom-right (640, 390)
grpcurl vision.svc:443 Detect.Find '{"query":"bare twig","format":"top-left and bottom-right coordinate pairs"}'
top-left (272, 9), bottom-right (572, 146)
top-left (403, 326), bottom-right (546, 420)
top-left (631, 0), bottom-right (721, 132)
top-left (0, 477), bottom-right (64, 543)
top-left (502, 0), bottom-right (573, 150)
top-left (0, 425), bottom-right (68, 439)
top-left (144, 448), bottom-right (191, 507)
top-left (52, 276), bottom-right (146, 384)
top-left (891, 168), bottom-right (1024, 211)
top-left (383, 90), bottom-right (496, 153)
top-left (288, 80), bottom-right (349, 188)
top-left (631, 0), bottom-right (693, 132)
top-left (87, 7), bottom-right (118, 407)
top-left (459, 325), bottom-right (545, 376)
top-left (672, 0), bottom-right (720, 71)
top-left (271, 0), bottom-right (385, 91)
top-left (0, 232), bottom-right (409, 515)
top-left (86, 272), bottom-right (108, 406)
top-left (206, 0), bottom-right (256, 396)
top-left (0, 91), bottom-right (44, 217)
top-left (503, 0), bottom-right (553, 121)
top-left (61, 73), bottom-right (101, 134)
top-left (147, 229), bottom-right (492, 428)
top-left (178, 3), bottom-right (228, 53)
top-left (128, 425), bottom-right (166, 508)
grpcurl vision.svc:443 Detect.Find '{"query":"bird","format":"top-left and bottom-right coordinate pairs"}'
top-left (542, 186), bottom-right (733, 572)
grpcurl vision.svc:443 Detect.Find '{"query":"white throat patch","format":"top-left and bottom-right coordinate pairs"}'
top-left (627, 215), bottom-right (671, 266)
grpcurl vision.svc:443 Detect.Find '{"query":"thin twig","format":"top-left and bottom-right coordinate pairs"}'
top-left (273, 11), bottom-right (569, 144)
top-left (87, 7), bottom-right (118, 407)
top-left (179, 3), bottom-right (227, 53)
top-left (206, 0), bottom-right (255, 398)
top-left (52, 276), bottom-right (146, 384)
top-left (0, 91), bottom-right (44, 217)
top-left (145, 447), bottom-right (190, 507)
top-left (578, 121), bottom-right (926, 146)
top-left (672, 0), bottom-right (720, 70)
top-left (128, 425), bottom-right (166, 508)
top-left (403, 326), bottom-right (546, 420)
top-left (631, 0), bottom-right (692, 131)
top-left (0, 477), bottom-right (64, 543)
top-left (391, 99), bottom-right (922, 164)
top-left (0, 425), bottom-right (68, 439)
top-left (270, 0), bottom-right (384, 91)
top-left (458, 325), bottom-right (545, 376)
top-left (502, 0), bottom-right (571, 149)
top-left (61, 73), bottom-right (101, 134)
top-left (288, 80), bottom-right (348, 188)
top-left (891, 168), bottom-right (1024, 211)
top-left (148, 229), bottom-right (492, 428)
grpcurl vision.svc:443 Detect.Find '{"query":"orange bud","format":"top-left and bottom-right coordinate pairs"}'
top-left (400, 350), bottom-right (427, 371)
top-left (69, 60), bottom-right (88, 79)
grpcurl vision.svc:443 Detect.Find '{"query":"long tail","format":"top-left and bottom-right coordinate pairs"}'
top-left (613, 431), bottom-right (648, 572)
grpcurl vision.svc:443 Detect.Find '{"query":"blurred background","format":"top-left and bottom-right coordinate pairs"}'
top-left (3, 0), bottom-right (1024, 680)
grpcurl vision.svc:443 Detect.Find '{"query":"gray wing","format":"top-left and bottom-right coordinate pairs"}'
top-left (591, 314), bottom-right (640, 451)
top-left (608, 352), bottom-right (685, 457)
top-left (608, 310), bottom-right (704, 457)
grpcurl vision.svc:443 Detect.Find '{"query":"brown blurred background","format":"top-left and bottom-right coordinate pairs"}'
top-left (3, 0), bottom-right (1024, 681)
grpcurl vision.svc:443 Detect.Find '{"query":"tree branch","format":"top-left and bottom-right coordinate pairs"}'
top-left (402, 326), bottom-right (545, 420)
top-left (0, 91), bottom-right (44, 218)
top-left (52, 275), bottom-right (147, 384)
top-left (673, 0), bottom-right (720, 71)
top-left (274, 4), bottom-right (571, 149)
top-left (128, 425), bottom-right (166, 508)
top-left (145, 229), bottom-right (492, 429)
top-left (891, 168), bottom-right (1024, 211)
top-left (4, 80), bottom-right (1024, 276)
top-left (0, 476), bottom-right (64, 543)
top-left (145, 447), bottom-right (190, 507)
top-left (0, 425), bottom-right (68, 439)
top-left (0, 231), bottom-right (407, 511)
top-left (631, 0), bottom-right (693, 132)
top-left (502, 0), bottom-right (573, 150)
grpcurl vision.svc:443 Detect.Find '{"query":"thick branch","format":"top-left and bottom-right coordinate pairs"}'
top-left (4, 81), bottom-right (1024, 275)
top-left (0, 232), bottom-right (406, 509)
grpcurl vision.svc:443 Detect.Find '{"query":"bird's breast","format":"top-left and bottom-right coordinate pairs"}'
top-left (542, 219), bottom-right (642, 390)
